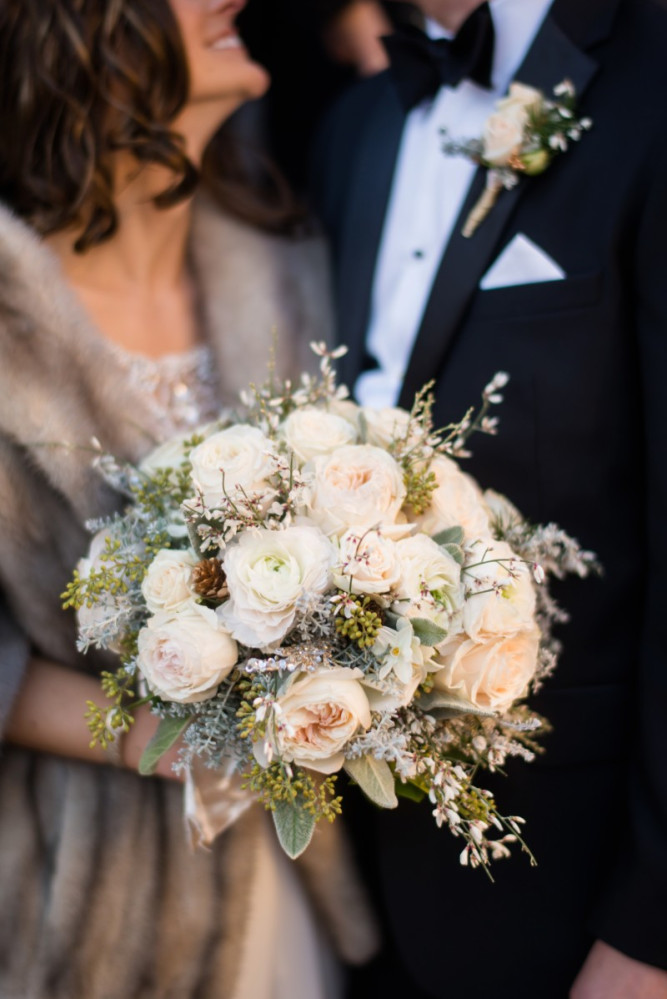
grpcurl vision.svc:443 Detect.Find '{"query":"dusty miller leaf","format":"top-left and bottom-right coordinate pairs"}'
top-left (272, 797), bottom-right (317, 858)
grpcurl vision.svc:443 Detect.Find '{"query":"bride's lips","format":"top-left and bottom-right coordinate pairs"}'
top-left (204, 0), bottom-right (248, 50)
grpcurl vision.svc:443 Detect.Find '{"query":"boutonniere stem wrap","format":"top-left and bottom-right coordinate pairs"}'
top-left (443, 80), bottom-right (592, 238)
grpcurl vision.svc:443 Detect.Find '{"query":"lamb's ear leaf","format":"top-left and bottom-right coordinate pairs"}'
top-left (272, 797), bottom-right (317, 858)
top-left (410, 617), bottom-right (448, 646)
top-left (138, 716), bottom-right (190, 776)
top-left (345, 755), bottom-right (398, 809)
top-left (432, 526), bottom-right (464, 546)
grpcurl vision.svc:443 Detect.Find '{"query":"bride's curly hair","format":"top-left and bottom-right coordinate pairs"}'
top-left (0, 0), bottom-right (297, 251)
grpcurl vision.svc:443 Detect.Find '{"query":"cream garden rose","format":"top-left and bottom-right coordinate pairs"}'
top-left (301, 444), bottom-right (407, 537)
top-left (141, 549), bottom-right (198, 615)
top-left (219, 525), bottom-right (333, 648)
top-left (415, 455), bottom-right (491, 542)
top-left (281, 407), bottom-right (357, 463)
top-left (394, 534), bottom-right (462, 622)
top-left (462, 540), bottom-right (536, 640)
top-left (137, 604), bottom-right (238, 703)
top-left (483, 105), bottom-right (528, 167)
top-left (496, 82), bottom-right (542, 115)
top-left (262, 668), bottom-right (371, 774)
top-left (189, 425), bottom-right (277, 508)
top-left (360, 406), bottom-right (412, 449)
top-left (332, 529), bottom-right (401, 595)
top-left (433, 628), bottom-right (540, 713)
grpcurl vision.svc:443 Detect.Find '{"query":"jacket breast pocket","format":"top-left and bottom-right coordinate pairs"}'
top-left (472, 269), bottom-right (603, 322)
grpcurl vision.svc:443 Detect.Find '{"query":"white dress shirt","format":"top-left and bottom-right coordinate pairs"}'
top-left (355, 0), bottom-right (554, 409)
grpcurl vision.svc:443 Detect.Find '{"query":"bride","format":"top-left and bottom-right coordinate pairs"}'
top-left (0, 1), bottom-right (376, 996)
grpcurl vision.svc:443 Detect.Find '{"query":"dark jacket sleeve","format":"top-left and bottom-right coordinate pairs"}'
top-left (0, 592), bottom-right (30, 738)
top-left (590, 142), bottom-right (667, 970)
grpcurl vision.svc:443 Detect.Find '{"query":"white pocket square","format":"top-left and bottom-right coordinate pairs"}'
top-left (480, 234), bottom-right (566, 290)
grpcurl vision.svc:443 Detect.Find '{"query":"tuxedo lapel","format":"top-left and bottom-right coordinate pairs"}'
top-left (337, 79), bottom-right (406, 389)
top-left (398, 12), bottom-right (600, 410)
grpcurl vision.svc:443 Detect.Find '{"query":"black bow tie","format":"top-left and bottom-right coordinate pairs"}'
top-left (383, 4), bottom-right (495, 112)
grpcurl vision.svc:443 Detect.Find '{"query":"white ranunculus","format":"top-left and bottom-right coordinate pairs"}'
top-left (433, 628), bottom-right (540, 713)
top-left (137, 604), bottom-right (238, 703)
top-left (261, 667), bottom-right (371, 774)
top-left (219, 526), bottom-right (333, 649)
top-left (414, 455), bottom-right (491, 542)
top-left (141, 549), bottom-right (198, 615)
top-left (483, 105), bottom-right (528, 167)
top-left (394, 534), bottom-right (463, 621)
top-left (189, 425), bottom-right (277, 508)
top-left (301, 444), bottom-right (407, 537)
top-left (332, 529), bottom-right (401, 595)
top-left (281, 407), bottom-right (358, 463)
top-left (462, 540), bottom-right (536, 640)
top-left (496, 82), bottom-right (542, 115)
top-left (360, 406), bottom-right (412, 449)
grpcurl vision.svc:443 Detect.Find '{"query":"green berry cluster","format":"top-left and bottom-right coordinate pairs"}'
top-left (335, 594), bottom-right (384, 649)
top-left (242, 762), bottom-right (342, 822)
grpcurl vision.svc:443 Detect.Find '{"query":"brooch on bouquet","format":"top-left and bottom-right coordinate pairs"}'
top-left (442, 80), bottom-right (593, 238)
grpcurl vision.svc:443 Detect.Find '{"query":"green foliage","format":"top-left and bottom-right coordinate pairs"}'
top-left (344, 755), bottom-right (398, 808)
top-left (242, 761), bottom-right (342, 824)
top-left (403, 464), bottom-right (438, 516)
top-left (84, 668), bottom-right (136, 750)
top-left (139, 715), bottom-right (191, 775)
top-left (272, 797), bottom-right (317, 858)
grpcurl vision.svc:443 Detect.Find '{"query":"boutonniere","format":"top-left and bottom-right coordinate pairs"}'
top-left (442, 80), bottom-right (592, 238)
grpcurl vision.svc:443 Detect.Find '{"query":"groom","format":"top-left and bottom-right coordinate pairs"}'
top-left (313, 0), bottom-right (667, 995)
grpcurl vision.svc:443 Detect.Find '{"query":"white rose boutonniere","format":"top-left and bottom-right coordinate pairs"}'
top-left (442, 78), bottom-right (592, 236)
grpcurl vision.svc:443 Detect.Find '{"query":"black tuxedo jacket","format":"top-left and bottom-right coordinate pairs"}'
top-left (313, 0), bottom-right (667, 994)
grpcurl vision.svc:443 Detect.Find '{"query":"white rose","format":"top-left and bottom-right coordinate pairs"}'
top-left (137, 604), bottom-right (238, 703)
top-left (433, 628), bottom-right (540, 713)
top-left (333, 529), bottom-right (401, 595)
top-left (139, 430), bottom-right (193, 475)
top-left (219, 526), bottom-right (333, 649)
top-left (281, 407), bottom-right (357, 463)
top-left (414, 455), bottom-right (491, 542)
top-left (462, 540), bottom-right (536, 640)
top-left (483, 105), bottom-right (528, 167)
top-left (262, 667), bottom-right (371, 774)
top-left (302, 444), bottom-right (407, 537)
top-left (360, 407), bottom-right (411, 449)
top-left (141, 549), bottom-right (198, 614)
top-left (394, 534), bottom-right (462, 622)
top-left (496, 82), bottom-right (542, 114)
top-left (483, 489), bottom-right (523, 535)
top-left (189, 425), bottom-right (277, 508)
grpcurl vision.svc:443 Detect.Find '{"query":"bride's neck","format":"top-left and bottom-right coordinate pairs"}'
top-left (48, 169), bottom-right (193, 296)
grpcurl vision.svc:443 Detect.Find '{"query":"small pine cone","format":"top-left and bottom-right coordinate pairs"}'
top-left (192, 557), bottom-right (229, 600)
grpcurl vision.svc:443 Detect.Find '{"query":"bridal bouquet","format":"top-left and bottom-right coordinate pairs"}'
top-left (64, 345), bottom-right (596, 869)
